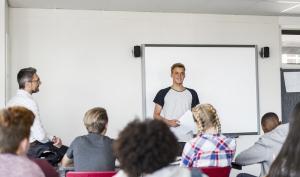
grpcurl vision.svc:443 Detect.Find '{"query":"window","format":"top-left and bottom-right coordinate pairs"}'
top-left (282, 30), bottom-right (300, 64)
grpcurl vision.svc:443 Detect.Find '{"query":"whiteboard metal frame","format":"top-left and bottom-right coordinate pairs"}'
top-left (141, 44), bottom-right (260, 136)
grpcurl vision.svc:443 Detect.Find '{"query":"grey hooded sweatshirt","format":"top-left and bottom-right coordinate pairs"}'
top-left (235, 123), bottom-right (289, 177)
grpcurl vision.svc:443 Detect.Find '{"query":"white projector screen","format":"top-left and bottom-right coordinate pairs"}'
top-left (142, 44), bottom-right (259, 135)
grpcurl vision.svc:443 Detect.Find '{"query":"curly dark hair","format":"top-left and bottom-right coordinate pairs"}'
top-left (113, 119), bottom-right (179, 177)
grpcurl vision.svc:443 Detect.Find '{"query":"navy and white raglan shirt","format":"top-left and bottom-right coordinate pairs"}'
top-left (153, 87), bottom-right (199, 142)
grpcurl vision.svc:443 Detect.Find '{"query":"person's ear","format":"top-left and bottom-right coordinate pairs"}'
top-left (17, 138), bottom-right (29, 156)
top-left (101, 123), bottom-right (108, 135)
top-left (24, 81), bottom-right (31, 89)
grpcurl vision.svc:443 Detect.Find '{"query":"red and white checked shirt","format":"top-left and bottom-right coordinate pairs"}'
top-left (181, 133), bottom-right (236, 167)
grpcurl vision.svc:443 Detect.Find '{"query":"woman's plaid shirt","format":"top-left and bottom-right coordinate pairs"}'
top-left (181, 133), bottom-right (236, 167)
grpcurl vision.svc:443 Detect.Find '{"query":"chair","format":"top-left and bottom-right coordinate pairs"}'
top-left (200, 166), bottom-right (231, 177)
top-left (66, 171), bottom-right (117, 177)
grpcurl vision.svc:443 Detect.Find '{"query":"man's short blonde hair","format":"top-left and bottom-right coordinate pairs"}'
top-left (171, 63), bottom-right (185, 73)
top-left (83, 107), bottom-right (108, 134)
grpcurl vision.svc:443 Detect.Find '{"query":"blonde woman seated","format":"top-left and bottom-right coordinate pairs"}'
top-left (181, 104), bottom-right (236, 167)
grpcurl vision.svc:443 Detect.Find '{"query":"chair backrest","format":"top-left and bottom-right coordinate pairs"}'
top-left (66, 171), bottom-right (117, 177)
top-left (200, 166), bottom-right (231, 177)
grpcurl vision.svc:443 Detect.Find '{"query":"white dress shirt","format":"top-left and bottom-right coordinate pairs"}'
top-left (7, 89), bottom-right (51, 143)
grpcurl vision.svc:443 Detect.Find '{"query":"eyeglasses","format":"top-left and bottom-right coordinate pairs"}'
top-left (29, 79), bottom-right (42, 84)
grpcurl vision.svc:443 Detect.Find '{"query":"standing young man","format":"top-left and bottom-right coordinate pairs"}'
top-left (7, 67), bottom-right (67, 164)
top-left (153, 63), bottom-right (199, 142)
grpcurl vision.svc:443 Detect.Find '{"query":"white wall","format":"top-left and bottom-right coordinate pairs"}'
top-left (279, 16), bottom-right (300, 30)
top-left (8, 8), bottom-right (282, 176)
top-left (0, 0), bottom-right (7, 108)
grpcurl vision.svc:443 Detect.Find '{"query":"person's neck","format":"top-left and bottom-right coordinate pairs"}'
top-left (204, 127), bottom-right (218, 134)
top-left (23, 88), bottom-right (32, 95)
top-left (171, 84), bottom-right (185, 92)
top-left (101, 126), bottom-right (107, 135)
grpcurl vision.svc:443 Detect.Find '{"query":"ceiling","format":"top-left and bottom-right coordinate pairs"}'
top-left (7, 0), bottom-right (300, 16)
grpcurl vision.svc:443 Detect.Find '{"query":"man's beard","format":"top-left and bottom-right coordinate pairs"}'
top-left (31, 88), bottom-right (39, 93)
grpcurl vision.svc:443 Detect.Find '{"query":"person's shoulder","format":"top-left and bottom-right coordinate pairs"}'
top-left (156, 166), bottom-right (191, 177)
top-left (7, 95), bottom-right (27, 105)
top-left (0, 154), bottom-right (44, 175)
top-left (184, 137), bottom-right (198, 149)
top-left (185, 88), bottom-right (199, 104)
top-left (154, 87), bottom-right (172, 104)
top-left (157, 87), bottom-right (171, 94)
top-left (74, 134), bottom-right (87, 140)
top-left (188, 134), bottom-right (209, 147)
top-left (31, 158), bottom-right (59, 177)
top-left (81, 134), bottom-right (114, 144)
top-left (220, 134), bottom-right (235, 140)
top-left (103, 135), bottom-right (114, 143)
top-left (260, 123), bottom-right (289, 145)
top-left (7, 93), bottom-right (36, 109)
top-left (274, 123), bottom-right (289, 134)
top-left (185, 87), bottom-right (198, 94)
top-left (70, 134), bottom-right (89, 144)
top-left (220, 134), bottom-right (236, 148)
top-left (104, 135), bottom-right (114, 141)
top-left (22, 157), bottom-right (45, 177)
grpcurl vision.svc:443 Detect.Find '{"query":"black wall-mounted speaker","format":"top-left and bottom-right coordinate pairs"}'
top-left (260, 47), bottom-right (269, 58)
top-left (133, 46), bottom-right (141, 57)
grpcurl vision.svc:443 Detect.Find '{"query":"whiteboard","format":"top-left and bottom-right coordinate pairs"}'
top-left (142, 44), bottom-right (259, 135)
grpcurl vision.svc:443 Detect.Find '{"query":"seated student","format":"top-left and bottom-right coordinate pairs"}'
top-left (235, 113), bottom-right (288, 177)
top-left (113, 119), bottom-right (204, 177)
top-left (267, 103), bottom-right (300, 177)
top-left (0, 106), bottom-right (45, 177)
top-left (261, 112), bottom-right (280, 133)
top-left (62, 107), bottom-right (116, 171)
top-left (181, 104), bottom-right (236, 167)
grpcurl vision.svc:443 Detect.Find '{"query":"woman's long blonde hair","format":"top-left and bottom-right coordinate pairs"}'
top-left (192, 103), bottom-right (221, 134)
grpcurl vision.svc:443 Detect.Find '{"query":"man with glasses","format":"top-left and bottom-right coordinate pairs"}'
top-left (7, 67), bottom-right (67, 165)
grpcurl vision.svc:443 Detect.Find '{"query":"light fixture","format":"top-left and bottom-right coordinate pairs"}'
top-left (281, 3), bottom-right (300, 12)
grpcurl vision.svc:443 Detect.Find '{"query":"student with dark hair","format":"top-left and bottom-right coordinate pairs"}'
top-left (153, 63), bottom-right (199, 142)
top-left (235, 112), bottom-right (288, 177)
top-left (261, 112), bottom-right (280, 133)
top-left (7, 67), bottom-right (67, 164)
top-left (113, 119), bottom-right (204, 177)
top-left (267, 102), bottom-right (300, 177)
top-left (181, 104), bottom-right (236, 167)
top-left (62, 107), bottom-right (116, 171)
top-left (0, 106), bottom-right (44, 177)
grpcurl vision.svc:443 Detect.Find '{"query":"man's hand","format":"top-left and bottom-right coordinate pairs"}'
top-left (153, 104), bottom-right (180, 127)
top-left (52, 136), bottom-right (62, 148)
top-left (165, 119), bottom-right (180, 127)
